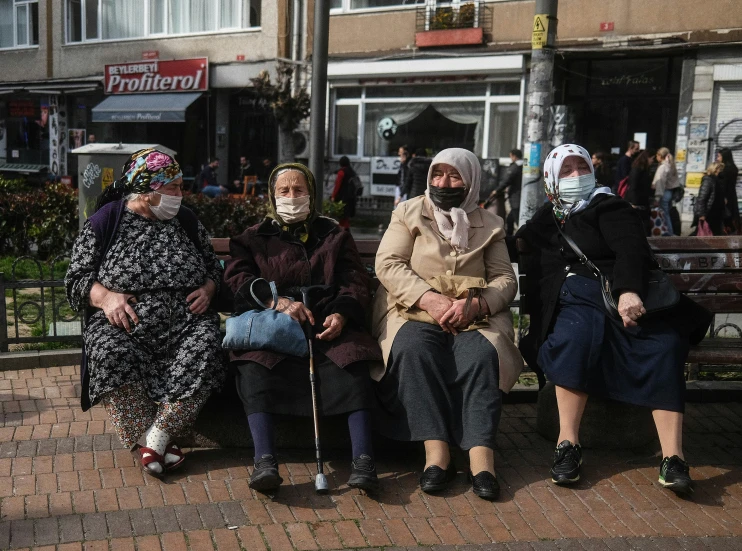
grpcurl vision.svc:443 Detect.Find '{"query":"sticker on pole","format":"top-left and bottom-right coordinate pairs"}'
top-left (532, 14), bottom-right (549, 49)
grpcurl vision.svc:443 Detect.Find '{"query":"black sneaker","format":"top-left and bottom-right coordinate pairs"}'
top-left (550, 440), bottom-right (582, 485)
top-left (659, 455), bottom-right (694, 495)
top-left (249, 454), bottom-right (283, 491)
top-left (469, 471), bottom-right (500, 501)
top-left (348, 454), bottom-right (380, 492)
top-left (419, 464), bottom-right (457, 494)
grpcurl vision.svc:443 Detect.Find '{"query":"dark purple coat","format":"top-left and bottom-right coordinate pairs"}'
top-left (223, 216), bottom-right (382, 368)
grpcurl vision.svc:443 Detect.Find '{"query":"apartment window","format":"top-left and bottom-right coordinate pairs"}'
top-left (331, 0), bottom-right (423, 11)
top-left (0, 0), bottom-right (39, 49)
top-left (66, 0), bottom-right (260, 43)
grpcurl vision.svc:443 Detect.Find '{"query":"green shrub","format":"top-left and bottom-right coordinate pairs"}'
top-left (0, 182), bottom-right (78, 258)
top-left (181, 194), bottom-right (269, 237)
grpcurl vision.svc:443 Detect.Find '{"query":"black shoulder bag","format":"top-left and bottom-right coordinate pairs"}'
top-left (554, 218), bottom-right (679, 319)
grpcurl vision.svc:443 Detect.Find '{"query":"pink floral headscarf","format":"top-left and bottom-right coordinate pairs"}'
top-left (121, 148), bottom-right (182, 194)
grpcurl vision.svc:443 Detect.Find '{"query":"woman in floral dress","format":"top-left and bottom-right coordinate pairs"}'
top-left (65, 148), bottom-right (225, 478)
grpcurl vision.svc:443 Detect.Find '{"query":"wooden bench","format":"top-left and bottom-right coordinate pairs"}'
top-left (228, 175), bottom-right (258, 199)
top-left (516, 235), bottom-right (742, 448)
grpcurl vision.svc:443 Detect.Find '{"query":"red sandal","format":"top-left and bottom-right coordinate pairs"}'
top-left (133, 445), bottom-right (166, 479)
top-left (164, 442), bottom-right (186, 471)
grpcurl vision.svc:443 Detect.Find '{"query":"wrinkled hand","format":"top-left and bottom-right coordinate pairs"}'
top-left (617, 291), bottom-right (646, 328)
top-left (274, 297), bottom-right (315, 326)
top-left (101, 291), bottom-right (139, 333)
top-left (417, 291), bottom-right (455, 333)
top-left (186, 279), bottom-right (216, 315)
top-left (317, 313), bottom-right (346, 341)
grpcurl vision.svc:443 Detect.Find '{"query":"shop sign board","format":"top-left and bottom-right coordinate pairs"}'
top-left (370, 156), bottom-right (399, 196)
top-left (105, 58), bottom-right (208, 95)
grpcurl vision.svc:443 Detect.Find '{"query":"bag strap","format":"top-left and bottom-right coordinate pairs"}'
top-left (553, 216), bottom-right (603, 279)
top-left (250, 280), bottom-right (279, 310)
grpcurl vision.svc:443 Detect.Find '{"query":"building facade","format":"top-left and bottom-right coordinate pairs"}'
top-left (327, 0), bottom-right (742, 220)
top-left (0, 0), bottom-right (305, 187)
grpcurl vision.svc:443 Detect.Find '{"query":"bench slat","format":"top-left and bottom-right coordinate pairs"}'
top-left (649, 236), bottom-right (741, 251)
top-left (669, 273), bottom-right (742, 293)
top-left (212, 238), bottom-right (230, 255)
top-left (356, 239), bottom-right (382, 255)
top-left (686, 295), bottom-right (742, 314)
top-left (655, 253), bottom-right (741, 272)
top-left (688, 338), bottom-right (742, 364)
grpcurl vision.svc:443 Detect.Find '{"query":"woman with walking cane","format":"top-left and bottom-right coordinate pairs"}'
top-left (223, 163), bottom-right (383, 493)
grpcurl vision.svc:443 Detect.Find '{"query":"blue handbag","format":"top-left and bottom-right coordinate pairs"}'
top-left (222, 281), bottom-right (309, 357)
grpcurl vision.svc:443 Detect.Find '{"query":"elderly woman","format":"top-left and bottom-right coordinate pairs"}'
top-left (65, 148), bottom-right (225, 478)
top-left (372, 148), bottom-right (522, 501)
top-left (223, 163), bottom-right (382, 493)
top-left (516, 144), bottom-right (711, 496)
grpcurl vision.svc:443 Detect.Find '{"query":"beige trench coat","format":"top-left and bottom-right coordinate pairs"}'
top-left (370, 196), bottom-right (523, 392)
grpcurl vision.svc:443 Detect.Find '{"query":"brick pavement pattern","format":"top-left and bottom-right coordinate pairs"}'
top-left (0, 366), bottom-right (740, 550)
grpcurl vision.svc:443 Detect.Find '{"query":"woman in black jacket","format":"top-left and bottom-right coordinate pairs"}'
top-left (717, 148), bottom-right (740, 234)
top-left (693, 162), bottom-right (726, 236)
top-left (625, 151), bottom-right (653, 233)
top-left (516, 144), bottom-right (711, 496)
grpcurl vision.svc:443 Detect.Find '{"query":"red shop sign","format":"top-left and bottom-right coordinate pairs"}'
top-left (104, 57), bottom-right (208, 95)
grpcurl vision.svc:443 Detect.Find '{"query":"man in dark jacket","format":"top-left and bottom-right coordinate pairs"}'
top-left (402, 148), bottom-right (432, 199)
top-left (489, 148), bottom-right (523, 235)
top-left (615, 140), bottom-right (639, 192)
top-left (201, 158), bottom-right (228, 198)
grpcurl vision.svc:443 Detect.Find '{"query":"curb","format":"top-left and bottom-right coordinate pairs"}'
top-left (0, 348), bottom-right (82, 371)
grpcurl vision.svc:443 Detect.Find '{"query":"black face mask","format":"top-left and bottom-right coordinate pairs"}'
top-left (428, 185), bottom-right (467, 211)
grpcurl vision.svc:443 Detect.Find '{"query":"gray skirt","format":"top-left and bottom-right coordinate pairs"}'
top-left (375, 321), bottom-right (502, 450)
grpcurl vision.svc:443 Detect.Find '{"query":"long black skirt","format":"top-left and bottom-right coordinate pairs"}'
top-left (375, 321), bottom-right (501, 450)
top-left (538, 275), bottom-right (688, 412)
top-left (235, 353), bottom-right (374, 417)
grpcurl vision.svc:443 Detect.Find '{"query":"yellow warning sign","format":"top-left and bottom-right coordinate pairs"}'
top-left (101, 167), bottom-right (115, 190)
top-left (532, 14), bottom-right (549, 49)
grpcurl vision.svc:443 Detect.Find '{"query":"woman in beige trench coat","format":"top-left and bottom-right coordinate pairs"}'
top-left (372, 148), bottom-right (522, 501)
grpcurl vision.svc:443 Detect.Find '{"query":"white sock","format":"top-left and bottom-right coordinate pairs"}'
top-left (143, 425), bottom-right (169, 473)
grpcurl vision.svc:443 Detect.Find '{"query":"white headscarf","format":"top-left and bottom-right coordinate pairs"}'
top-left (424, 148), bottom-right (481, 252)
top-left (543, 143), bottom-right (613, 222)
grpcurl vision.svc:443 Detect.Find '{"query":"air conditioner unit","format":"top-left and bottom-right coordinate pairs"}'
top-left (293, 130), bottom-right (310, 159)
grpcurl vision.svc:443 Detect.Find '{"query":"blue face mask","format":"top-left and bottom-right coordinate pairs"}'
top-left (558, 173), bottom-right (596, 205)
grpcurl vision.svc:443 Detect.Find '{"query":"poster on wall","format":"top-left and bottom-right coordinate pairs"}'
top-left (0, 119), bottom-right (6, 161)
top-left (69, 129), bottom-right (86, 150)
top-left (58, 100), bottom-right (67, 176)
top-left (48, 95), bottom-right (59, 175)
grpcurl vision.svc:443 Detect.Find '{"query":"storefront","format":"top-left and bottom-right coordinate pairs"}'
top-left (554, 55), bottom-right (683, 156)
top-left (327, 54), bottom-right (525, 196)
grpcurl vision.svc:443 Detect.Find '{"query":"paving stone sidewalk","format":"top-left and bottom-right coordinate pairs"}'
top-left (0, 366), bottom-right (740, 551)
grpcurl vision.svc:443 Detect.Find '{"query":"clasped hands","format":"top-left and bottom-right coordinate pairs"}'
top-left (271, 297), bottom-right (345, 341)
top-left (94, 279), bottom-right (216, 333)
top-left (417, 290), bottom-right (490, 335)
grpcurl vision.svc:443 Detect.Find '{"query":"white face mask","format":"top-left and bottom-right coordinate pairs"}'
top-left (557, 173), bottom-right (596, 205)
top-left (149, 192), bottom-right (182, 220)
top-left (275, 195), bottom-right (311, 224)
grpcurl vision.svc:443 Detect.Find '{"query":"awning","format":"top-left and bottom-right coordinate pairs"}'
top-left (0, 162), bottom-right (48, 173)
top-left (92, 92), bottom-right (201, 123)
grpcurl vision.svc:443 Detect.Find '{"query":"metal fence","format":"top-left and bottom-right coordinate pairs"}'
top-left (415, 0), bottom-right (492, 32)
top-left (0, 256), bottom-right (83, 352)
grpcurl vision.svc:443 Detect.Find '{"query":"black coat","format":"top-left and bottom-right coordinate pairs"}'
top-left (694, 175), bottom-right (725, 235)
top-left (626, 166), bottom-right (652, 209)
top-left (516, 195), bottom-right (711, 347)
top-left (720, 162), bottom-right (740, 226)
top-left (494, 161), bottom-right (522, 209)
top-left (402, 156), bottom-right (432, 199)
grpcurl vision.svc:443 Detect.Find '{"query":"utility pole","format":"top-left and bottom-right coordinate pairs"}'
top-left (518, 0), bottom-right (558, 225)
top-left (309, 0), bottom-right (330, 211)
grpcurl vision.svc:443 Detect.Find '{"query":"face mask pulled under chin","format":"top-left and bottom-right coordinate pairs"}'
top-left (557, 173), bottom-right (596, 205)
top-left (149, 192), bottom-right (182, 220)
top-left (275, 195), bottom-right (311, 224)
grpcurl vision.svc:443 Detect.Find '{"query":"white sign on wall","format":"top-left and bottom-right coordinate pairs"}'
top-left (370, 156), bottom-right (401, 197)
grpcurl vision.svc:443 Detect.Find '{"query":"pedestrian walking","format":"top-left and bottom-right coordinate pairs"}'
top-left (652, 148), bottom-right (680, 236)
top-left (402, 148), bottom-right (432, 200)
top-left (717, 148), bottom-right (740, 234)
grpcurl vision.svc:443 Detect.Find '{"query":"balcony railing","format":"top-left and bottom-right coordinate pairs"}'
top-left (415, 0), bottom-right (491, 47)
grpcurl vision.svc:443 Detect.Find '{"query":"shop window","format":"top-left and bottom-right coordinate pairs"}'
top-left (364, 102), bottom-right (484, 158)
top-left (66, 0), bottom-right (260, 43)
top-left (0, 0), bottom-right (39, 49)
top-left (331, 0), bottom-right (423, 11)
top-left (487, 103), bottom-right (518, 159)
top-left (335, 104), bottom-right (360, 156)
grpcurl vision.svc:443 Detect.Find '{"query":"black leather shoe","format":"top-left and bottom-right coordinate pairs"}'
top-left (249, 454), bottom-right (283, 491)
top-left (420, 464), bottom-right (456, 493)
top-left (348, 454), bottom-right (380, 492)
top-left (550, 440), bottom-right (582, 485)
top-left (469, 471), bottom-right (500, 501)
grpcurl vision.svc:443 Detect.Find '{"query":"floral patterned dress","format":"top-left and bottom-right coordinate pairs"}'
top-left (66, 208), bottom-right (226, 406)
